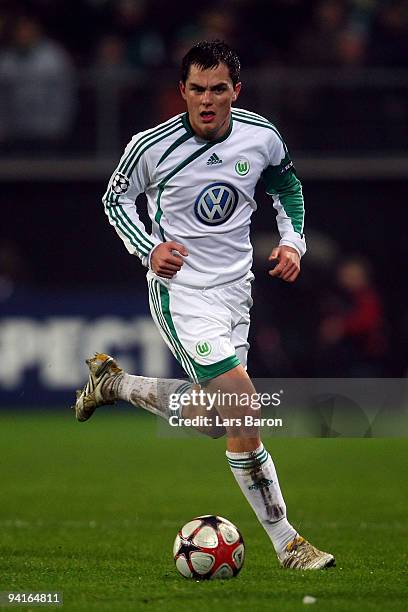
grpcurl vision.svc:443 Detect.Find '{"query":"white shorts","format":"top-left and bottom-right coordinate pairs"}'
top-left (147, 271), bottom-right (254, 383)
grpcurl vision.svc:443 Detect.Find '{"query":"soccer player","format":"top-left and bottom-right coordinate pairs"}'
top-left (74, 41), bottom-right (335, 570)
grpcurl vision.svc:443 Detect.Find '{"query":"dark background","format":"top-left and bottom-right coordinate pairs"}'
top-left (3, 177), bottom-right (407, 378)
top-left (1, 0), bottom-right (407, 392)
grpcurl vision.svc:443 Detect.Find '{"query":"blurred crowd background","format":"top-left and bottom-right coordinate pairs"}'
top-left (1, 0), bottom-right (407, 153)
top-left (0, 0), bottom-right (407, 405)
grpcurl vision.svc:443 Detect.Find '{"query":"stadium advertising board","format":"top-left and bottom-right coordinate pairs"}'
top-left (0, 289), bottom-right (171, 406)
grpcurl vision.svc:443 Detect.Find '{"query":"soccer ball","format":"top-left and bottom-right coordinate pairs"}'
top-left (173, 515), bottom-right (245, 579)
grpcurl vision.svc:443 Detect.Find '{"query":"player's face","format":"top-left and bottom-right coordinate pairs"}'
top-left (179, 62), bottom-right (241, 141)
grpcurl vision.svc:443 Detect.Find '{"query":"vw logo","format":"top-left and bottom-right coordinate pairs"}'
top-left (194, 182), bottom-right (238, 226)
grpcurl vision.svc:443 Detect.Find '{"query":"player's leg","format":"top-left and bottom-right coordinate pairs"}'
top-left (208, 277), bottom-right (335, 569)
top-left (204, 365), bottom-right (298, 551)
top-left (137, 272), bottom-right (243, 434)
top-left (73, 352), bottom-right (225, 437)
top-left (73, 273), bottom-right (228, 437)
top-left (207, 365), bottom-right (335, 569)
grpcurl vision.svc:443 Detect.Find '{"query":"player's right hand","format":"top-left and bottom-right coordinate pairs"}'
top-left (150, 241), bottom-right (188, 278)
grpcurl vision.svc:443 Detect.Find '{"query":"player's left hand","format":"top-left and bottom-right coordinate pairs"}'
top-left (268, 246), bottom-right (300, 282)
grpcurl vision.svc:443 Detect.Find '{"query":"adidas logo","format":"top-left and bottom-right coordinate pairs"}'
top-left (207, 153), bottom-right (222, 165)
top-left (248, 478), bottom-right (273, 491)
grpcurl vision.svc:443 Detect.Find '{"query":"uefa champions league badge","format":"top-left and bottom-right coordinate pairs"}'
top-left (112, 172), bottom-right (130, 194)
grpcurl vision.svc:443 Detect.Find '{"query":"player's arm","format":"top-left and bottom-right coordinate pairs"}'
top-left (102, 135), bottom-right (162, 268)
top-left (262, 140), bottom-right (305, 283)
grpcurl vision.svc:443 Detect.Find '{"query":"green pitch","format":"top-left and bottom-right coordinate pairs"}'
top-left (1, 411), bottom-right (407, 611)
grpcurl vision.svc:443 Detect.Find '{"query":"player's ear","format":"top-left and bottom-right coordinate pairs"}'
top-left (232, 82), bottom-right (241, 102)
top-left (179, 80), bottom-right (187, 100)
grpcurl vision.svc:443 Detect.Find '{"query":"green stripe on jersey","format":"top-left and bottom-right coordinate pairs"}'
top-left (181, 113), bottom-right (195, 135)
top-left (107, 205), bottom-right (151, 256)
top-left (123, 123), bottom-right (184, 178)
top-left (262, 154), bottom-right (304, 235)
top-left (232, 110), bottom-right (287, 152)
top-left (103, 119), bottom-right (184, 208)
top-left (153, 278), bottom-right (240, 383)
top-left (232, 108), bottom-right (272, 125)
top-left (156, 130), bottom-right (194, 167)
top-left (119, 116), bottom-right (183, 176)
top-left (109, 207), bottom-right (149, 256)
top-left (155, 280), bottom-right (199, 382)
top-left (154, 119), bottom-right (233, 239)
top-left (148, 279), bottom-right (198, 382)
top-left (103, 118), bottom-right (188, 254)
top-left (192, 355), bottom-right (240, 383)
top-left (107, 202), bottom-right (154, 250)
top-left (105, 206), bottom-right (152, 255)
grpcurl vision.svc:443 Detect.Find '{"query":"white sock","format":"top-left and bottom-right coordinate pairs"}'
top-left (226, 443), bottom-right (297, 554)
top-left (105, 373), bottom-right (191, 421)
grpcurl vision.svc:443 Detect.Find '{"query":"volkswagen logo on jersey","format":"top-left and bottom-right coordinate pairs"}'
top-left (194, 182), bottom-right (239, 226)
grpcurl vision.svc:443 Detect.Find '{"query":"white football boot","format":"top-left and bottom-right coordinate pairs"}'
top-left (73, 353), bottom-right (123, 422)
top-left (278, 536), bottom-right (335, 570)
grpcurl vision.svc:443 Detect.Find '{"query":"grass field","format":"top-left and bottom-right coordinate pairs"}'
top-left (1, 410), bottom-right (407, 611)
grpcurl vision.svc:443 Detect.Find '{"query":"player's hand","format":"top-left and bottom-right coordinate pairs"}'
top-left (268, 246), bottom-right (300, 282)
top-left (150, 241), bottom-right (188, 279)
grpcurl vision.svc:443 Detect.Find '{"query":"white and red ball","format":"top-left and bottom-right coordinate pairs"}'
top-left (173, 515), bottom-right (245, 579)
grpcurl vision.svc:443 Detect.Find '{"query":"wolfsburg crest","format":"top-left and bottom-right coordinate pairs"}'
top-left (235, 159), bottom-right (250, 176)
top-left (196, 341), bottom-right (212, 357)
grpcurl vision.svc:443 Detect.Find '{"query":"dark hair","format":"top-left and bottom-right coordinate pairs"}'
top-left (181, 40), bottom-right (241, 86)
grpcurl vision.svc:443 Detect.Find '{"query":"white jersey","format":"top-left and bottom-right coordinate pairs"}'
top-left (103, 107), bottom-right (305, 289)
